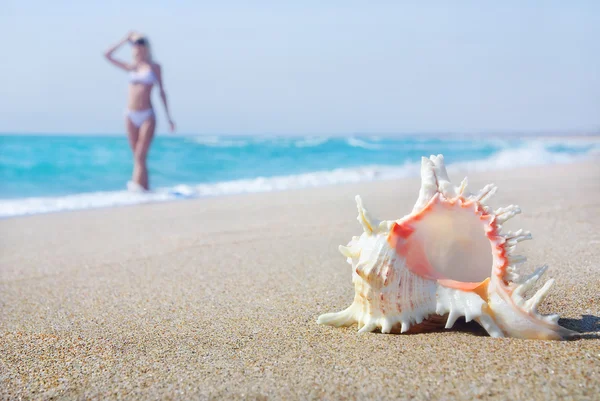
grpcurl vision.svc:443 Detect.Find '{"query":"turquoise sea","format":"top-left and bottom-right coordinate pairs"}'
top-left (0, 134), bottom-right (597, 217)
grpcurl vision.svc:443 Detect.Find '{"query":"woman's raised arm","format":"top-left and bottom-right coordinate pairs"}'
top-left (103, 33), bottom-right (134, 71)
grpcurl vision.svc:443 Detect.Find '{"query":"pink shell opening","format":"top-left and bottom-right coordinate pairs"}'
top-left (388, 194), bottom-right (504, 292)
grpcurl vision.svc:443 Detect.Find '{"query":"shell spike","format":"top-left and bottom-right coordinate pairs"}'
top-left (339, 245), bottom-right (359, 259)
top-left (317, 306), bottom-right (358, 327)
top-left (512, 265), bottom-right (548, 297)
top-left (430, 154), bottom-right (457, 199)
top-left (508, 254), bottom-right (527, 265)
top-left (413, 157), bottom-right (438, 212)
top-left (474, 183), bottom-right (498, 205)
top-left (495, 205), bottom-right (522, 224)
top-left (524, 279), bottom-right (554, 312)
top-left (357, 322), bottom-right (378, 334)
top-left (445, 311), bottom-right (461, 329)
top-left (504, 229), bottom-right (533, 245)
top-left (458, 177), bottom-right (468, 196)
top-left (380, 319), bottom-right (393, 334)
top-left (475, 315), bottom-right (505, 338)
top-left (355, 196), bottom-right (381, 234)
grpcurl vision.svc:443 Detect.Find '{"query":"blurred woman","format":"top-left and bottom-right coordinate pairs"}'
top-left (104, 32), bottom-right (175, 191)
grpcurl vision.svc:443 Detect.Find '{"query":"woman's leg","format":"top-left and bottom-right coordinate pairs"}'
top-left (134, 116), bottom-right (156, 190)
top-left (125, 115), bottom-right (142, 186)
top-left (126, 116), bottom-right (140, 153)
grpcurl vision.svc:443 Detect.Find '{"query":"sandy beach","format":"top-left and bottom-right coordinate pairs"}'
top-left (1, 161), bottom-right (599, 400)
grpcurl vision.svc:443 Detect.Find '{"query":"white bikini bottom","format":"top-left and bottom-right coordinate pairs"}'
top-left (126, 108), bottom-right (154, 128)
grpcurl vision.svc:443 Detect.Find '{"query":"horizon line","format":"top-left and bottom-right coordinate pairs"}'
top-left (1, 130), bottom-right (599, 138)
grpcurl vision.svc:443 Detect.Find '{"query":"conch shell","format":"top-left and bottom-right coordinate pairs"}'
top-left (317, 155), bottom-right (575, 340)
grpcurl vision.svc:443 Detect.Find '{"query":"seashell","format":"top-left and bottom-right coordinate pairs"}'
top-left (317, 155), bottom-right (575, 340)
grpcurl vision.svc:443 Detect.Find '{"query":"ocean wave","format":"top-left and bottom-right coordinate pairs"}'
top-left (404, 141), bottom-right (510, 152)
top-left (294, 137), bottom-right (330, 148)
top-left (449, 143), bottom-right (595, 172)
top-left (187, 136), bottom-right (249, 148)
top-left (346, 137), bottom-right (383, 150)
top-left (0, 142), bottom-right (597, 218)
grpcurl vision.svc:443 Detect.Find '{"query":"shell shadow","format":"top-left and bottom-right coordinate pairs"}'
top-left (389, 316), bottom-right (600, 339)
top-left (559, 315), bottom-right (600, 340)
top-left (396, 317), bottom-right (490, 337)
top-left (450, 319), bottom-right (489, 336)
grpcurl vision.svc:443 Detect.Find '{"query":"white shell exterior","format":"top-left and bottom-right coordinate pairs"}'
top-left (317, 155), bottom-right (575, 340)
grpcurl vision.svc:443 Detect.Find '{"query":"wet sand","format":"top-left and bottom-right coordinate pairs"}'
top-left (1, 161), bottom-right (599, 400)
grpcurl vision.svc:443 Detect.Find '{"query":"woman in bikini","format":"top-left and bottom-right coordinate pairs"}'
top-left (104, 31), bottom-right (175, 191)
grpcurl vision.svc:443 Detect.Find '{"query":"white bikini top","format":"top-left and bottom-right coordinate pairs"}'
top-left (129, 68), bottom-right (157, 85)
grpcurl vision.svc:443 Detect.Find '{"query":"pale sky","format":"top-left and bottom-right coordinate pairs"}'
top-left (1, 1), bottom-right (598, 135)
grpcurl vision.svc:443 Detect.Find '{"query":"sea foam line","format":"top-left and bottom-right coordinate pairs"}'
top-left (0, 143), bottom-right (597, 218)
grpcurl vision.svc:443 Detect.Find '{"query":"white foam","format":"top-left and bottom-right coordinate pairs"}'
top-left (450, 143), bottom-right (594, 172)
top-left (346, 137), bottom-right (383, 150)
top-left (187, 136), bottom-right (249, 147)
top-left (0, 142), bottom-right (597, 218)
top-left (0, 190), bottom-right (176, 218)
top-left (294, 137), bottom-right (330, 148)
